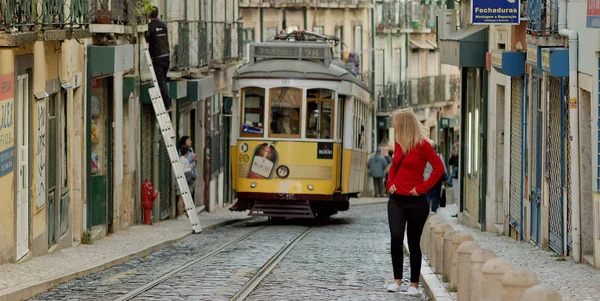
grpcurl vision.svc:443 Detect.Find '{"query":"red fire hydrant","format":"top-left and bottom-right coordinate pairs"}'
top-left (141, 179), bottom-right (158, 225)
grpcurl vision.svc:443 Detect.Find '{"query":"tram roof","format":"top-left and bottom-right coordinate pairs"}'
top-left (233, 40), bottom-right (370, 93)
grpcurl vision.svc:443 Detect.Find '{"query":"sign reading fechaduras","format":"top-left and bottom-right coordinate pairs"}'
top-left (587, 0), bottom-right (600, 28)
top-left (0, 73), bottom-right (14, 178)
top-left (471, 0), bottom-right (520, 25)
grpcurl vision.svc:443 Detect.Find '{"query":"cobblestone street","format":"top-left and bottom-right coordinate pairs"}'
top-left (29, 202), bottom-right (428, 300)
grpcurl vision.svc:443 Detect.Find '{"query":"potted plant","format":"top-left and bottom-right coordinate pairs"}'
top-left (133, 0), bottom-right (154, 23)
top-left (97, 0), bottom-right (111, 24)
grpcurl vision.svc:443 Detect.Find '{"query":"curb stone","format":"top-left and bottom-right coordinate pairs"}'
top-left (0, 217), bottom-right (249, 301)
top-left (403, 236), bottom-right (453, 301)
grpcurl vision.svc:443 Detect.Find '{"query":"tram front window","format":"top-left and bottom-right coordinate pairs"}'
top-left (269, 87), bottom-right (302, 137)
top-left (241, 87), bottom-right (265, 136)
top-left (306, 88), bottom-right (334, 140)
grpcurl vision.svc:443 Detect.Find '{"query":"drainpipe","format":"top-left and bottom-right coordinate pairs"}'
top-left (558, 0), bottom-right (580, 262)
top-left (372, 6), bottom-right (377, 153)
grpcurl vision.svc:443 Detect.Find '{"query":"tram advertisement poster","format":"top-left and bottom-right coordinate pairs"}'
top-left (247, 143), bottom-right (279, 179)
top-left (0, 73), bottom-right (14, 178)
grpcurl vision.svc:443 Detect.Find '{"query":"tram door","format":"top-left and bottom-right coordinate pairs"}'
top-left (338, 95), bottom-right (345, 190)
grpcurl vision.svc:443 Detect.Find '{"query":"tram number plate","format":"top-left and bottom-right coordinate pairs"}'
top-left (281, 79), bottom-right (290, 85)
top-left (303, 48), bottom-right (324, 58)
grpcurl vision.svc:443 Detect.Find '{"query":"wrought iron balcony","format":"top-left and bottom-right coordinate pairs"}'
top-left (376, 0), bottom-right (442, 33)
top-left (210, 21), bottom-right (243, 66)
top-left (378, 75), bottom-right (460, 112)
top-left (0, 0), bottom-right (88, 33)
top-left (527, 0), bottom-right (558, 35)
top-left (89, 0), bottom-right (141, 25)
top-left (240, 0), bottom-right (370, 8)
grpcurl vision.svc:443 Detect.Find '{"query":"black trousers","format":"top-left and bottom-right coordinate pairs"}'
top-left (387, 194), bottom-right (429, 283)
top-left (152, 56), bottom-right (171, 107)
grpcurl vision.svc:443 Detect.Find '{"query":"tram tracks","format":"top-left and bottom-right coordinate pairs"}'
top-left (114, 222), bottom-right (312, 301)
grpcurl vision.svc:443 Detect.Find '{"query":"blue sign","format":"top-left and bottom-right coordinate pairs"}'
top-left (472, 0), bottom-right (520, 25)
top-left (0, 148), bottom-right (13, 177)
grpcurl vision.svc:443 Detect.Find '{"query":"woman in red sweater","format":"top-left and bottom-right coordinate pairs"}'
top-left (386, 109), bottom-right (444, 295)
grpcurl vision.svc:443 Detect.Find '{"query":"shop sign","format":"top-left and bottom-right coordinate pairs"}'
top-left (542, 51), bottom-right (551, 69)
top-left (587, 0), bottom-right (600, 29)
top-left (0, 73), bottom-right (14, 178)
top-left (491, 51), bottom-right (503, 67)
top-left (527, 45), bottom-right (537, 64)
top-left (471, 0), bottom-right (520, 25)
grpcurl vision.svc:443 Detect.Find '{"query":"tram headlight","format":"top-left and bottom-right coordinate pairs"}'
top-left (276, 165), bottom-right (290, 179)
top-left (250, 182), bottom-right (257, 188)
top-left (307, 184), bottom-right (314, 191)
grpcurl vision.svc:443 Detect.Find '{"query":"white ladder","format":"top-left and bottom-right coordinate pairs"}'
top-left (141, 38), bottom-right (202, 233)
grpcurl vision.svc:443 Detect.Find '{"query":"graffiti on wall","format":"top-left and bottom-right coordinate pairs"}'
top-left (0, 74), bottom-right (14, 178)
top-left (36, 100), bottom-right (46, 209)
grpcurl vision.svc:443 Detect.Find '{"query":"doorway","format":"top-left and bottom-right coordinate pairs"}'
top-left (530, 74), bottom-right (542, 244)
top-left (16, 72), bottom-right (31, 260)
top-left (495, 84), bottom-right (506, 228)
top-left (89, 77), bottom-right (114, 228)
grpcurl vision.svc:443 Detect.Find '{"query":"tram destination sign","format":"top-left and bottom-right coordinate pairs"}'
top-left (471, 0), bottom-right (520, 25)
top-left (253, 45), bottom-right (327, 60)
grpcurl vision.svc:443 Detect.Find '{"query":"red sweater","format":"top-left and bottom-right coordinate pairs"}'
top-left (386, 141), bottom-right (445, 196)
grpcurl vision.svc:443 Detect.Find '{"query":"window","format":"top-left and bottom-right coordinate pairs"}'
top-left (428, 50), bottom-right (437, 76)
top-left (353, 26), bottom-right (362, 53)
top-left (242, 28), bottom-right (255, 60)
top-left (353, 99), bottom-right (368, 150)
top-left (313, 26), bottom-right (324, 35)
top-left (335, 26), bottom-right (343, 58)
top-left (266, 27), bottom-right (278, 40)
top-left (269, 87), bottom-right (302, 138)
top-left (240, 87), bottom-right (265, 136)
top-left (306, 89), bottom-right (334, 140)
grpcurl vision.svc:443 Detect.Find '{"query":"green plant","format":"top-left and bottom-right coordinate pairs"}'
top-left (447, 286), bottom-right (457, 293)
top-left (134, 0), bottom-right (154, 18)
top-left (554, 256), bottom-right (566, 262)
top-left (442, 275), bottom-right (449, 283)
top-left (81, 229), bottom-right (94, 245)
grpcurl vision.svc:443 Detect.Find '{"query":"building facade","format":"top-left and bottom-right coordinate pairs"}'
top-left (0, 0), bottom-right (89, 263)
top-left (0, 0), bottom-right (240, 264)
top-left (442, 0), bottom-right (600, 268)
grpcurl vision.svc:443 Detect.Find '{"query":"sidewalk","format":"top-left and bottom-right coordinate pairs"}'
top-left (436, 204), bottom-right (600, 301)
top-left (0, 197), bottom-right (387, 301)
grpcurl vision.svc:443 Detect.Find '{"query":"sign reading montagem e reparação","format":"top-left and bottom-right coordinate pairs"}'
top-left (471, 0), bottom-right (520, 25)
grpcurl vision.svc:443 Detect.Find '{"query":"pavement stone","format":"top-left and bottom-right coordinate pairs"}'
top-left (437, 204), bottom-right (600, 301)
top-left (0, 197), bottom-right (389, 301)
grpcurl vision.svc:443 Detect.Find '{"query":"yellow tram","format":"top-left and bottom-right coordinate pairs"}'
top-left (230, 32), bottom-right (372, 218)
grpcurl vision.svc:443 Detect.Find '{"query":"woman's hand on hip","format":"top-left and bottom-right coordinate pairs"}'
top-left (410, 187), bottom-right (418, 196)
top-left (388, 184), bottom-right (396, 194)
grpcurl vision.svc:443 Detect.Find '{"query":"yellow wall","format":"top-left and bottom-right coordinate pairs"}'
top-left (0, 49), bottom-right (16, 261)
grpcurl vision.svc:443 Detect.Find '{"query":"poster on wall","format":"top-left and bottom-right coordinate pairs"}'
top-left (0, 74), bottom-right (14, 178)
top-left (587, 0), bottom-right (600, 28)
top-left (36, 100), bottom-right (46, 209)
top-left (471, 0), bottom-right (520, 25)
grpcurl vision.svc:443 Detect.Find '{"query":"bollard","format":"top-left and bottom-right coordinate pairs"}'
top-left (481, 258), bottom-right (513, 301)
top-left (427, 219), bottom-right (444, 266)
top-left (434, 223), bottom-right (453, 273)
top-left (442, 230), bottom-right (459, 282)
top-left (501, 268), bottom-right (539, 301)
top-left (470, 248), bottom-right (496, 301)
top-left (450, 233), bottom-right (474, 288)
top-left (521, 284), bottom-right (562, 301)
top-left (456, 241), bottom-right (479, 301)
top-left (422, 214), bottom-right (441, 256)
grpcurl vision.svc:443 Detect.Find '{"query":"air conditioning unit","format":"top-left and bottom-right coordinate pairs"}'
top-left (437, 9), bottom-right (457, 40)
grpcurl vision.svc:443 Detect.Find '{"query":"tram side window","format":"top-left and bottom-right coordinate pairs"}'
top-left (306, 88), bottom-right (334, 139)
top-left (241, 87), bottom-right (265, 136)
top-left (269, 87), bottom-right (302, 138)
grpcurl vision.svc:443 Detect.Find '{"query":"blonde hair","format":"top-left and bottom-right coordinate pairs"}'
top-left (392, 109), bottom-right (431, 153)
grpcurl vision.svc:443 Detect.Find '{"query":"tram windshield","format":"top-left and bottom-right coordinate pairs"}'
top-left (269, 87), bottom-right (302, 138)
top-left (306, 88), bottom-right (334, 139)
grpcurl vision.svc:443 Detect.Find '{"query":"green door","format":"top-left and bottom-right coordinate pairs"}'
top-left (89, 77), bottom-right (113, 227)
top-left (47, 94), bottom-right (58, 246)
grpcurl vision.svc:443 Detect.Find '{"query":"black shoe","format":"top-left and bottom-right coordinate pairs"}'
top-left (451, 214), bottom-right (458, 218)
top-left (164, 104), bottom-right (172, 111)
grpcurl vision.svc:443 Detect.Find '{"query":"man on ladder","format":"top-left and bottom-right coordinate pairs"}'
top-left (145, 6), bottom-right (171, 111)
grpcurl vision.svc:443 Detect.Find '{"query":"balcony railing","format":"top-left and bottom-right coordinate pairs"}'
top-left (0, 0), bottom-right (88, 33)
top-left (377, 0), bottom-right (442, 33)
top-left (240, 0), bottom-right (370, 7)
top-left (378, 75), bottom-right (460, 112)
top-left (210, 22), bottom-right (242, 65)
top-left (89, 0), bottom-right (142, 25)
top-left (527, 0), bottom-right (558, 35)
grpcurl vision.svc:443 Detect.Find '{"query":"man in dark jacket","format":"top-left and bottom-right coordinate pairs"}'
top-left (145, 6), bottom-right (171, 111)
top-left (368, 148), bottom-right (388, 197)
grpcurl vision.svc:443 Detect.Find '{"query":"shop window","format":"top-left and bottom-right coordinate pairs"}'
top-left (240, 87), bottom-right (265, 137)
top-left (269, 87), bottom-right (302, 138)
top-left (306, 89), bottom-right (334, 140)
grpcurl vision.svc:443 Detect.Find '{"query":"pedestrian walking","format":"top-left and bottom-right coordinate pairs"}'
top-left (385, 109), bottom-right (444, 295)
top-left (145, 6), bottom-right (172, 111)
top-left (423, 143), bottom-right (447, 213)
top-left (368, 148), bottom-right (387, 197)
